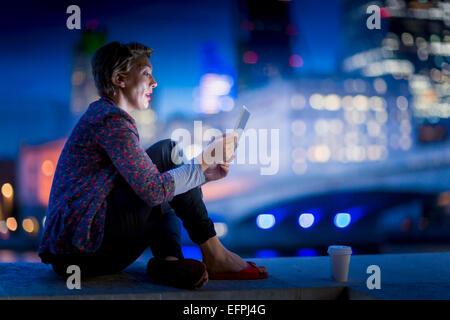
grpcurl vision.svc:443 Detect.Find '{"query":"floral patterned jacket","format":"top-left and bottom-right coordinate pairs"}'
top-left (38, 97), bottom-right (175, 261)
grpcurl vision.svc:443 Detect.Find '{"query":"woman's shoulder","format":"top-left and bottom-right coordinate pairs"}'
top-left (78, 98), bottom-right (139, 139)
top-left (82, 97), bottom-right (135, 125)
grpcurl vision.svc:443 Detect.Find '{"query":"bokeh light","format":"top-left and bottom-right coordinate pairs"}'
top-left (296, 248), bottom-right (318, 257)
top-left (289, 54), bottom-right (303, 68)
top-left (22, 217), bottom-right (39, 235)
top-left (256, 214), bottom-right (276, 229)
top-left (6, 217), bottom-right (17, 232)
top-left (243, 51), bottom-right (258, 64)
top-left (1, 183), bottom-right (13, 199)
top-left (309, 94), bottom-right (324, 109)
top-left (41, 160), bottom-right (54, 177)
top-left (291, 94), bottom-right (306, 109)
top-left (214, 222), bottom-right (228, 238)
top-left (298, 213), bottom-right (315, 228)
top-left (334, 213), bottom-right (351, 228)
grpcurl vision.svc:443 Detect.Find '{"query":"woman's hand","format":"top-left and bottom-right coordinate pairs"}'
top-left (196, 132), bottom-right (238, 182)
top-left (202, 158), bottom-right (234, 183)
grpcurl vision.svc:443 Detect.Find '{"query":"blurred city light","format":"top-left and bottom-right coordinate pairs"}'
top-left (298, 213), bottom-right (315, 229)
top-left (0, 221), bottom-right (8, 235)
top-left (0, 250), bottom-right (15, 262)
top-left (289, 54), bottom-right (303, 68)
top-left (0, 230), bottom-right (9, 239)
top-left (256, 214), bottom-right (276, 229)
top-left (22, 217), bottom-right (39, 235)
top-left (296, 248), bottom-right (318, 257)
top-left (254, 249), bottom-right (278, 258)
top-left (200, 74), bottom-right (232, 96)
top-left (292, 161), bottom-right (307, 175)
top-left (334, 213), bottom-right (351, 228)
top-left (6, 217), bottom-right (17, 232)
top-left (290, 94), bottom-right (306, 109)
top-left (243, 51), bottom-right (258, 64)
top-left (309, 93), bottom-right (324, 109)
top-left (373, 78), bottom-right (387, 94)
top-left (41, 160), bottom-right (54, 177)
top-left (197, 73), bottom-right (234, 114)
top-left (71, 71), bottom-right (85, 86)
top-left (214, 222), bottom-right (228, 238)
top-left (291, 120), bottom-right (306, 136)
top-left (1, 183), bottom-right (13, 199)
top-left (437, 191), bottom-right (450, 207)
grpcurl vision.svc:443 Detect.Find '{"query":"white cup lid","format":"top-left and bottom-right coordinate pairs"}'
top-left (327, 245), bottom-right (352, 255)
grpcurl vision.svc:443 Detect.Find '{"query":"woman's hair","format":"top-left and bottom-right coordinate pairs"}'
top-left (91, 41), bottom-right (153, 97)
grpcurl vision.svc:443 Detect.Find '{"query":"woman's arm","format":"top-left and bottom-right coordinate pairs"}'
top-left (96, 114), bottom-right (175, 207)
top-left (167, 158), bottom-right (206, 195)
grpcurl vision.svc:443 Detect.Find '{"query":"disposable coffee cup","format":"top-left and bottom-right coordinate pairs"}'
top-left (327, 245), bottom-right (352, 282)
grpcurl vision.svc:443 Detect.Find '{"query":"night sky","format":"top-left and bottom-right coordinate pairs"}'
top-left (0, 0), bottom-right (341, 158)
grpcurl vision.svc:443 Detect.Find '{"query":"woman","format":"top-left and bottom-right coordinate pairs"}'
top-left (39, 41), bottom-right (267, 289)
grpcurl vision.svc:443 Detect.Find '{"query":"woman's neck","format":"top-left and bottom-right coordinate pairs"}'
top-left (109, 93), bottom-right (132, 114)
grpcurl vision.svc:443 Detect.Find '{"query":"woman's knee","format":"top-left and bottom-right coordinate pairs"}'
top-left (146, 139), bottom-right (174, 154)
top-left (163, 209), bottom-right (182, 236)
top-left (146, 139), bottom-right (184, 172)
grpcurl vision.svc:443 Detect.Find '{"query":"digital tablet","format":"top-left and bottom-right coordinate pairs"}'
top-left (234, 105), bottom-right (250, 149)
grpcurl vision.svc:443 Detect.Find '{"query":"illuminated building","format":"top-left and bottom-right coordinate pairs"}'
top-left (288, 75), bottom-right (414, 172)
top-left (192, 42), bottom-right (237, 115)
top-left (17, 139), bottom-right (65, 237)
top-left (70, 27), bottom-right (106, 116)
top-left (0, 160), bottom-right (17, 241)
top-left (237, 0), bottom-right (294, 91)
top-left (342, 0), bottom-right (449, 144)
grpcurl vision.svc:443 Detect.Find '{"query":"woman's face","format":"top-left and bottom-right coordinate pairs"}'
top-left (122, 55), bottom-right (157, 110)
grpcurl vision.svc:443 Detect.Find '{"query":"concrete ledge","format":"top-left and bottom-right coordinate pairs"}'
top-left (1, 252), bottom-right (449, 300)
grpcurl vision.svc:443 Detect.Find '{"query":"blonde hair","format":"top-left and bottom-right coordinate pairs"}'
top-left (92, 41), bottom-right (153, 97)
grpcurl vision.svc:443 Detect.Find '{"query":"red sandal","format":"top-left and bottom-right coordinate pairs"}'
top-left (209, 261), bottom-right (268, 280)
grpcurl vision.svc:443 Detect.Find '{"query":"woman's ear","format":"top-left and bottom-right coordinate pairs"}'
top-left (112, 72), bottom-right (126, 89)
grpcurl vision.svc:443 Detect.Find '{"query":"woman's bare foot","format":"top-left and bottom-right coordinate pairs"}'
top-left (200, 236), bottom-right (265, 274)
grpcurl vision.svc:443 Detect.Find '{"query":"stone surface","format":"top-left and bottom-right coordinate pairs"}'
top-left (0, 252), bottom-right (449, 300)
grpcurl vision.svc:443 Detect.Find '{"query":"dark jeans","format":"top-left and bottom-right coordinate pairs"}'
top-left (50, 139), bottom-right (216, 278)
